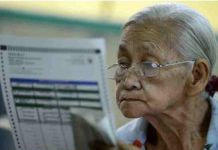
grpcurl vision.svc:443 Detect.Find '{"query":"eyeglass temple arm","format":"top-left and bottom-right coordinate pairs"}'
top-left (159, 60), bottom-right (195, 68)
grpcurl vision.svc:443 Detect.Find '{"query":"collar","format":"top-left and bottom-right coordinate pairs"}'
top-left (205, 96), bottom-right (218, 150)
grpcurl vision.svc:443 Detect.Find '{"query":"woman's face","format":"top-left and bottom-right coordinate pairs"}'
top-left (116, 25), bottom-right (192, 118)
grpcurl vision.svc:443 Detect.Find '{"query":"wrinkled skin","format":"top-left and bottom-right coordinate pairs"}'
top-left (114, 24), bottom-right (211, 150)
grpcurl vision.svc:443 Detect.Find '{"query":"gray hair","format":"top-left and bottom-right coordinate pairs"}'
top-left (123, 3), bottom-right (217, 74)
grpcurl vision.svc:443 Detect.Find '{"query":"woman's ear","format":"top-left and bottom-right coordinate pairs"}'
top-left (185, 59), bottom-right (210, 97)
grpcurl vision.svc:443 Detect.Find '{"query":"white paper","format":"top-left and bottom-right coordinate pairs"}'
top-left (0, 35), bottom-right (116, 150)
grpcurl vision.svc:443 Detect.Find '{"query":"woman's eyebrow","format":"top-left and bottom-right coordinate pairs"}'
top-left (118, 43), bottom-right (128, 52)
top-left (118, 44), bottom-right (130, 57)
top-left (140, 42), bottom-right (165, 59)
top-left (141, 42), bottom-right (160, 53)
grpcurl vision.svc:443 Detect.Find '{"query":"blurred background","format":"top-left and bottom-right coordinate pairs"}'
top-left (0, 0), bottom-right (218, 135)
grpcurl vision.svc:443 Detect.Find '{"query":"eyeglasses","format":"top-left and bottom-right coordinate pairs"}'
top-left (107, 60), bottom-right (195, 81)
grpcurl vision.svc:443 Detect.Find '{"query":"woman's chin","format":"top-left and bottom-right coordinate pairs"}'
top-left (120, 106), bottom-right (144, 118)
top-left (119, 100), bottom-right (147, 118)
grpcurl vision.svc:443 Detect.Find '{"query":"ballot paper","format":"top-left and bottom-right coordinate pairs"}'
top-left (0, 36), bottom-right (116, 150)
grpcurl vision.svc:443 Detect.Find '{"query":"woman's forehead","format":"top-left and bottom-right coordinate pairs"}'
top-left (121, 26), bottom-right (164, 51)
top-left (122, 23), bottom-right (162, 39)
top-left (119, 26), bottom-right (181, 61)
top-left (118, 39), bottom-right (180, 62)
top-left (118, 41), bottom-right (162, 56)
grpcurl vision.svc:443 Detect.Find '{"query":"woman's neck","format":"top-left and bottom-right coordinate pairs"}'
top-left (145, 97), bottom-right (211, 150)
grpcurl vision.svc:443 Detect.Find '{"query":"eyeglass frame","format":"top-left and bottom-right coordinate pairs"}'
top-left (107, 60), bottom-right (195, 81)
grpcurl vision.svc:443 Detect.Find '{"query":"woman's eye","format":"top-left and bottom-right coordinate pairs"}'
top-left (119, 62), bottom-right (128, 69)
top-left (143, 62), bottom-right (158, 69)
top-left (151, 63), bottom-right (158, 68)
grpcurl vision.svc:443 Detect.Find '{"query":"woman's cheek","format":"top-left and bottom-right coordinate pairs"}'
top-left (142, 83), bottom-right (167, 112)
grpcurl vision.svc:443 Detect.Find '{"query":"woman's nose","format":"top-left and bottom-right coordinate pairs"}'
top-left (123, 73), bottom-right (141, 90)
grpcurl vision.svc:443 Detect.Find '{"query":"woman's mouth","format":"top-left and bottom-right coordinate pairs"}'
top-left (119, 98), bottom-right (145, 103)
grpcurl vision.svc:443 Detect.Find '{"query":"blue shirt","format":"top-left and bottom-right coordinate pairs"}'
top-left (116, 96), bottom-right (218, 150)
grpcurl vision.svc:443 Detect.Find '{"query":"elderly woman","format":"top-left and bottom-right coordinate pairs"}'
top-left (106, 3), bottom-right (218, 150)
